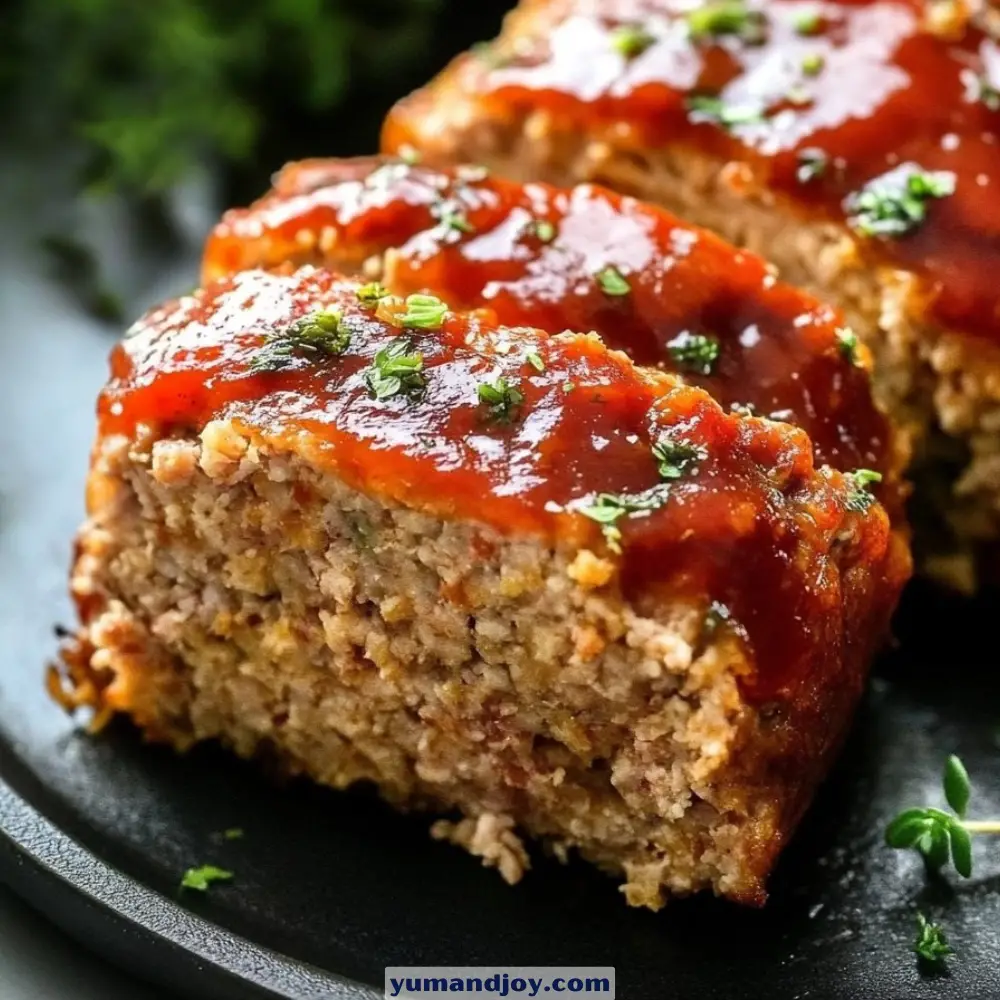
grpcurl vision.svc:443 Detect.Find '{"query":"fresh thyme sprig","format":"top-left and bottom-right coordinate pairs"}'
top-left (914, 913), bottom-right (953, 966)
top-left (884, 755), bottom-right (1000, 878)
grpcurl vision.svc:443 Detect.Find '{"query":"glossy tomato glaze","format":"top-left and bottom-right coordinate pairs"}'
top-left (101, 267), bottom-right (900, 701)
top-left (204, 158), bottom-right (899, 500)
top-left (383, 0), bottom-right (1000, 342)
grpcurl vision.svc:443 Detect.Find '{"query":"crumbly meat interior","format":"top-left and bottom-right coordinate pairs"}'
top-left (62, 422), bottom-right (825, 907)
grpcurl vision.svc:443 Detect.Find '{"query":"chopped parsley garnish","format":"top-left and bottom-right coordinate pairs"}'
top-left (526, 350), bottom-right (546, 372)
top-left (792, 8), bottom-right (822, 34)
top-left (596, 264), bottom-right (631, 296)
top-left (396, 293), bottom-right (448, 329)
top-left (801, 52), bottom-right (824, 76)
top-left (652, 435), bottom-right (707, 480)
top-left (796, 146), bottom-right (828, 183)
top-left (610, 23), bottom-right (656, 58)
top-left (667, 331), bottom-right (721, 375)
top-left (365, 337), bottom-right (426, 400)
top-left (685, 95), bottom-right (767, 130)
top-left (686, 1), bottom-right (766, 43)
top-left (478, 376), bottom-right (524, 422)
top-left (433, 200), bottom-right (475, 235)
top-left (836, 327), bottom-right (860, 365)
top-left (914, 913), bottom-right (953, 966)
top-left (249, 310), bottom-right (349, 373)
top-left (844, 468), bottom-right (882, 511)
top-left (356, 281), bottom-right (390, 303)
top-left (579, 485), bottom-right (672, 553)
top-left (527, 218), bottom-right (557, 243)
top-left (180, 864), bottom-right (233, 892)
top-left (845, 164), bottom-right (956, 238)
top-left (961, 69), bottom-right (1000, 111)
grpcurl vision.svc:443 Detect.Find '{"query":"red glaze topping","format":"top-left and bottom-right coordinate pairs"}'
top-left (102, 267), bottom-right (902, 701)
top-left (205, 158), bottom-right (898, 499)
top-left (384, 0), bottom-right (1000, 343)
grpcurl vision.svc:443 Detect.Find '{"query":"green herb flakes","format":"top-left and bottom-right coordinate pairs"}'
top-left (396, 293), bottom-right (448, 329)
top-left (365, 337), bottom-right (426, 400)
top-left (579, 486), bottom-right (672, 553)
top-left (652, 435), bottom-right (706, 480)
top-left (796, 146), bottom-right (828, 183)
top-left (686, 1), bottom-right (767, 43)
top-left (610, 23), bottom-right (656, 58)
top-left (180, 865), bottom-right (233, 892)
top-left (844, 469), bottom-right (882, 512)
top-left (685, 95), bottom-right (767, 130)
top-left (845, 164), bottom-right (956, 238)
top-left (478, 376), bottom-right (524, 423)
top-left (596, 265), bottom-right (631, 296)
top-left (667, 331), bottom-right (721, 375)
top-left (249, 310), bottom-right (349, 373)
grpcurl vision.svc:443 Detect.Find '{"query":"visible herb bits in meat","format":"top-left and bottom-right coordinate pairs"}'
top-left (365, 337), bottom-right (426, 400)
top-left (845, 164), bottom-right (956, 238)
top-left (610, 23), bottom-right (656, 58)
top-left (249, 310), bottom-right (349, 373)
top-left (525, 350), bottom-right (546, 372)
top-left (579, 486), bottom-right (672, 553)
top-left (667, 332), bottom-right (721, 375)
top-left (395, 293), bottom-right (449, 329)
top-left (792, 8), bottom-right (822, 34)
top-left (652, 435), bottom-right (707, 479)
top-left (801, 52), bottom-right (824, 76)
top-left (686, 95), bottom-right (767, 130)
top-left (478, 376), bottom-right (524, 423)
top-left (845, 469), bottom-right (883, 511)
top-left (596, 265), bottom-right (631, 296)
top-left (836, 327), bottom-right (860, 365)
top-left (961, 70), bottom-right (1000, 111)
top-left (796, 147), bottom-right (828, 183)
top-left (180, 865), bottom-right (233, 892)
top-left (686, 1), bottom-right (766, 44)
top-left (356, 281), bottom-right (390, 304)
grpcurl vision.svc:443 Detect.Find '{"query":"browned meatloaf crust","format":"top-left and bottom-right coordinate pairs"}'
top-left (53, 266), bottom-right (908, 908)
top-left (383, 0), bottom-right (1000, 587)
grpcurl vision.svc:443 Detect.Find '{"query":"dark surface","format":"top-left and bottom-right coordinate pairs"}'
top-left (2, 161), bottom-right (1000, 1000)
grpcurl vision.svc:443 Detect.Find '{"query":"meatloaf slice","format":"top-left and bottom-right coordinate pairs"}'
top-left (203, 155), bottom-right (908, 519)
top-left (383, 0), bottom-right (1000, 586)
top-left (54, 266), bottom-right (908, 907)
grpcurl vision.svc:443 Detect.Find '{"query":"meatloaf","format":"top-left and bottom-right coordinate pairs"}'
top-left (383, 0), bottom-right (1000, 586)
top-left (203, 156), bottom-right (908, 521)
top-left (54, 266), bottom-right (908, 907)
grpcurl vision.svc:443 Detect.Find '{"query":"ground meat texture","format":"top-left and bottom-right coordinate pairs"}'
top-left (55, 267), bottom-right (908, 908)
top-left (203, 156), bottom-right (907, 521)
top-left (382, 0), bottom-right (1000, 588)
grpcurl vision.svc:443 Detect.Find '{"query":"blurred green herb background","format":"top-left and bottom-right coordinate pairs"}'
top-left (2, 0), bottom-right (506, 200)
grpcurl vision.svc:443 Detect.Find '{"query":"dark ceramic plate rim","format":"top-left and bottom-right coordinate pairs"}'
top-left (0, 772), bottom-right (375, 1000)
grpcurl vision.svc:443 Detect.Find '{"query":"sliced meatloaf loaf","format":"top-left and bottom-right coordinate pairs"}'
top-left (203, 156), bottom-right (908, 520)
top-left (53, 266), bottom-right (909, 907)
top-left (383, 0), bottom-right (1000, 585)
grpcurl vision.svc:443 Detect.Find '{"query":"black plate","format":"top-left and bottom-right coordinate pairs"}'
top-left (3, 158), bottom-right (1000, 1000)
